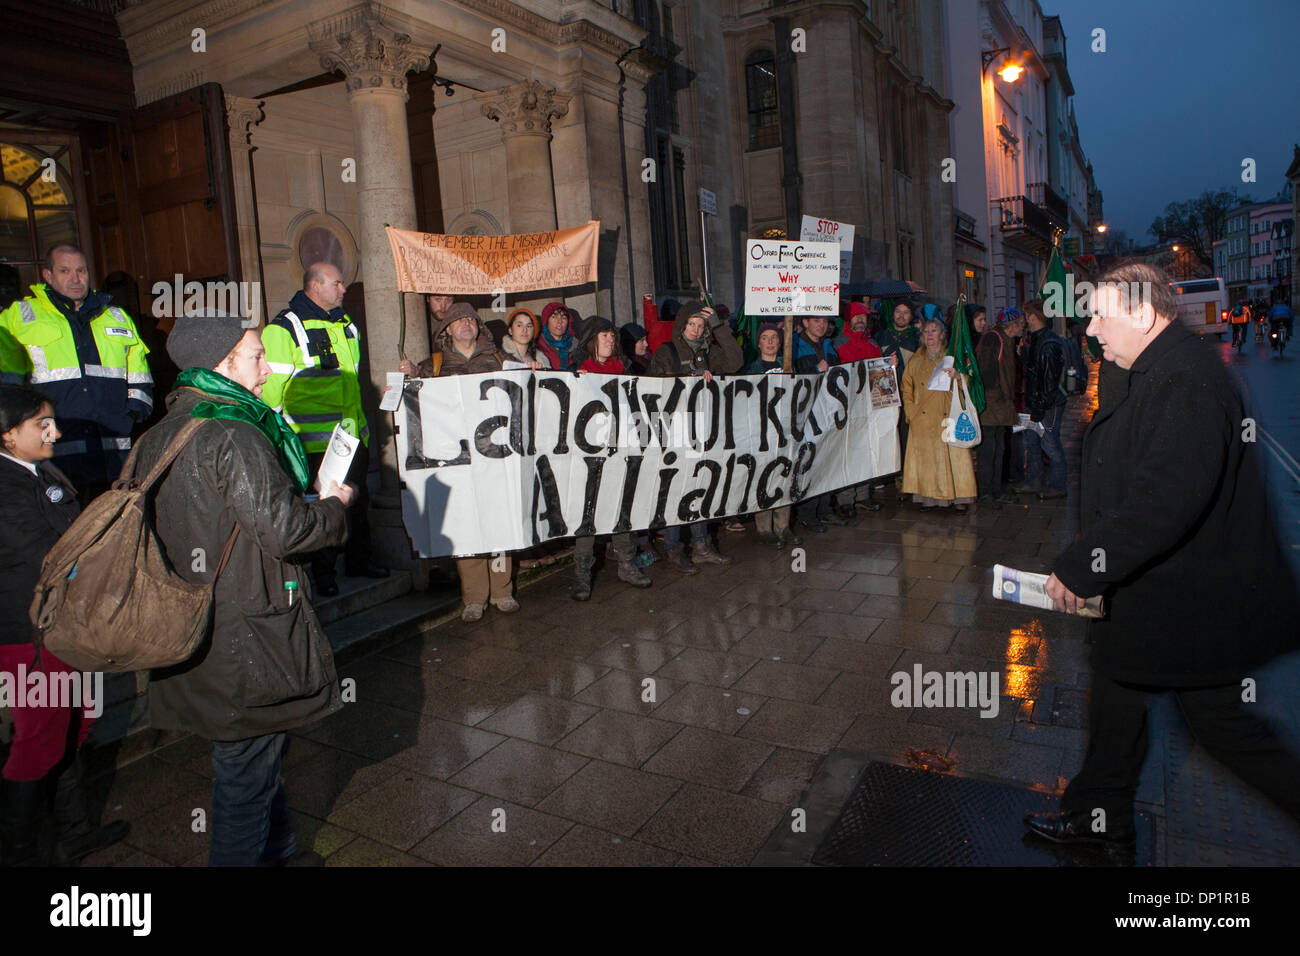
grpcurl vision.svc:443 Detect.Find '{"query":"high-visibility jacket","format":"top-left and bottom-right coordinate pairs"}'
top-left (261, 290), bottom-right (369, 454)
top-left (0, 283), bottom-right (152, 485)
top-left (1229, 305), bottom-right (1251, 325)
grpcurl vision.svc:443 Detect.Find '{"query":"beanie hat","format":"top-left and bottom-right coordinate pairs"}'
top-left (758, 321), bottom-right (783, 336)
top-left (166, 311), bottom-right (248, 371)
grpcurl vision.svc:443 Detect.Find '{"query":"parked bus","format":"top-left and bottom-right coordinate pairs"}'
top-left (1170, 277), bottom-right (1228, 338)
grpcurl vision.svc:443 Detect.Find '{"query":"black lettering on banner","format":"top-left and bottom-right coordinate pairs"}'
top-left (477, 378), bottom-right (524, 455)
top-left (790, 441), bottom-right (817, 503)
top-left (687, 378), bottom-right (721, 452)
top-left (537, 377), bottom-right (571, 454)
top-left (729, 453), bottom-right (758, 512)
top-left (598, 379), bottom-right (622, 453)
top-left (530, 454), bottom-right (568, 543)
top-left (790, 378), bottom-right (810, 442)
top-left (525, 373), bottom-right (537, 455)
top-left (826, 365), bottom-right (850, 429)
top-left (401, 380), bottom-right (472, 470)
top-left (612, 455), bottom-right (644, 533)
top-left (677, 487), bottom-right (705, 523)
top-left (756, 374), bottom-right (786, 452)
top-left (690, 458), bottom-right (724, 518)
top-left (756, 457), bottom-right (793, 509)
top-left (574, 398), bottom-right (612, 454)
top-left (621, 379), bottom-right (650, 449)
top-left (573, 455), bottom-right (606, 536)
top-left (640, 379), bottom-right (685, 447)
top-left (649, 451), bottom-right (679, 531)
top-left (805, 374), bottom-right (825, 437)
top-left (854, 358), bottom-right (869, 395)
top-left (722, 379), bottom-right (753, 451)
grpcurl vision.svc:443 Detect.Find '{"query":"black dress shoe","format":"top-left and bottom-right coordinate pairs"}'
top-left (823, 512), bottom-right (849, 526)
top-left (345, 560), bottom-right (391, 579)
top-left (1023, 810), bottom-right (1135, 847)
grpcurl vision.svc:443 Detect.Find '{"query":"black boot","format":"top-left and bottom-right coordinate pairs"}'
top-left (614, 550), bottom-right (652, 589)
top-left (571, 556), bottom-right (595, 602)
top-left (49, 751), bottom-right (130, 866)
top-left (0, 777), bottom-right (46, 867)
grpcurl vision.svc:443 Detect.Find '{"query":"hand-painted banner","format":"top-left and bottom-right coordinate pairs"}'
top-left (386, 222), bottom-right (600, 294)
top-left (394, 364), bottom-right (901, 558)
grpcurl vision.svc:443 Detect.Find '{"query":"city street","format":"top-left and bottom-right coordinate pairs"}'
top-left (74, 355), bottom-right (1300, 867)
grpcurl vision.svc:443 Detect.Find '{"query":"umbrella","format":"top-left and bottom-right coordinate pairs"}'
top-left (839, 279), bottom-right (928, 298)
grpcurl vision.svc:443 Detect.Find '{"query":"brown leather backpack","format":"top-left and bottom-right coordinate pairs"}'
top-left (29, 417), bottom-right (238, 672)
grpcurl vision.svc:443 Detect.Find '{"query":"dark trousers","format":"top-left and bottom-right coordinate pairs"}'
top-left (307, 446), bottom-right (371, 580)
top-left (796, 493), bottom-right (833, 525)
top-left (1062, 674), bottom-right (1300, 828)
top-left (977, 425), bottom-right (1008, 498)
top-left (209, 732), bottom-right (295, 867)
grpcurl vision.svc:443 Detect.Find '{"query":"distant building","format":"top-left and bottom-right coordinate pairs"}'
top-left (1248, 201), bottom-right (1290, 301)
top-left (1286, 146), bottom-right (1300, 311)
top-left (1224, 202), bottom-right (1258, 304)
top-left (1213, 238), bottom-right (1228, 282)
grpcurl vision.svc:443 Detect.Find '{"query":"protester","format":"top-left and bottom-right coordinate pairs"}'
top-left (501, 308), bottom-right (551, 370)
top-left (648, 300), bottom-right (741, 571)
top-left (968, 305), bottom-right (989, 336)
top-left (567, 318), bottom-right (652, 599)
top-left (742, 323), bottom-right (800, 549)
top-left (1014, 298), bottom-right (1068, 500)
top-left (900, 317), bottom-right (976, 513)
top-left (787, 313), bottom-right (851, 529)
top-left (416, 303), bottom-right (519, 618)
top-left (874, 302), bottom-right (920, 491)
top-left (263, 262), bottom-right (387, 597)
top-left (129, 313), bottom-right (354, 866)
top-left (0, 243), bottom-right (153, 502)
top-left (1027, 264), bottom-right (1300, 851)
top-left (975, 308), bottom-right (1025, 509)
top-left (536, 302), bottom-right (578, 371)
top-left (836, 303), bottom-right (896, 514)
top-left (0, 385), bottom-right (131, 867)
top-left (621, 323), bottom-right (651, 375)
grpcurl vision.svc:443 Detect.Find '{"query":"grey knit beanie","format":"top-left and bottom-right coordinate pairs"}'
top-left (167, 311), bottom-right (249, 371)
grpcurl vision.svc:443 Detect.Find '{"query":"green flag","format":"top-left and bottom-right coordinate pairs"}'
top-left (736, 308), bottom-right (761, 366)
top-left (947, 303), bottom-right (986, 414)
top-left (1040, 248), bottom-right (1101, 356)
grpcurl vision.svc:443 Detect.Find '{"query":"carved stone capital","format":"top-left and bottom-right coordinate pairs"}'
top-left (311, 7), bottom-right (430, 96)
top-left (224, 94), bottom-right (265, 147)
top-left (478, 81), bottom-right (571, 138)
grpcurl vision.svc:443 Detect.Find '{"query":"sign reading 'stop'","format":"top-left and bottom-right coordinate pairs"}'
top-left (386, 221), bottom-right (600, 294)
top-left (744, 239), bottom-right (841, 317)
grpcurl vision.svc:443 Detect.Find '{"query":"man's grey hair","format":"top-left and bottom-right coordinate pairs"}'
top-left (1097, 262), bottom-right (1177, 322)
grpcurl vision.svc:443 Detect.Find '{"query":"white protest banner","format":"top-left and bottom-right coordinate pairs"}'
top-left (395, 366), bottom-right (900, 557)
top-left (744, 239), bottom-right (841, 317)
top-left (800, 215), bottom-right (854, 285)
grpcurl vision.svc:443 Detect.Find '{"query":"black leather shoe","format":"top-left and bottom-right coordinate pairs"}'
top-left (1023, 810), bottom-right (1135, 847)
top-left (345, 561), bottom-right (390, 579)
top-left (823, 512), bottom-right (849, 526)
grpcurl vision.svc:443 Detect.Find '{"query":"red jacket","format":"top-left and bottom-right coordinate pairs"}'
top-left (837, 327), bottom-right (883, 363)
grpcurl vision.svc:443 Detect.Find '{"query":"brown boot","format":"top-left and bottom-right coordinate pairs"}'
top-left (691, 541), bottom-right (733, 566)
top-left (662, 547), bottom-right (699, 575)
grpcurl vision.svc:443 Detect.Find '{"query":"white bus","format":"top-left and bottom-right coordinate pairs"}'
top-left (1170, 277), bottom-right (1228, 337)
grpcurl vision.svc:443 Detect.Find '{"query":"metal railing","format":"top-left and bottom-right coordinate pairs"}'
top-left (1028, 182), bottom-right (1069, 228)
top-left (994, 194), bottom-right (1054, 241)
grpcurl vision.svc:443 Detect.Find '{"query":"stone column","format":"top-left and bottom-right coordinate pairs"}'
top-left (313, 8), bottom-right (431, 574)
top-left (478, 81), bottom-right (570, 315)
top-left (223, 94), bottom-right (266, 324)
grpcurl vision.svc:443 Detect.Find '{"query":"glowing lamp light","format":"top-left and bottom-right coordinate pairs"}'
top-left (1096, 223), bottom-right (1108, 234)
top-left (997, 62), bottom-right (1024, 82)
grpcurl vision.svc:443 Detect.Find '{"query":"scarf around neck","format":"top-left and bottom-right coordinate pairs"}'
top-left (175, 367), bottom-right (310, 492)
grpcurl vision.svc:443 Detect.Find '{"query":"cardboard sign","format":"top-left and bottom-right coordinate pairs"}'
top-left (800, 215), bottom-right (854, 284)
top-left (744, 239), bottom-right (841, 316)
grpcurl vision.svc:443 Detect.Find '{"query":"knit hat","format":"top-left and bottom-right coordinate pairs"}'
top-left (507, 307), bottom-right (541, 340)
top-left (758, 321), bottom-right (783, 336)
top-left (432, 302), bottom-right (482, 339)
top-left (166, 311), bottom-right (248, 371)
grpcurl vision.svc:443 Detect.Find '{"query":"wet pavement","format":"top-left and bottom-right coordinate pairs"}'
top-left (75, 355), bottom-right (1300, 866)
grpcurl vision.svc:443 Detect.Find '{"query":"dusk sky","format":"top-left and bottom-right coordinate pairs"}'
top-left (1054, 0), bottom-right (1300, 244)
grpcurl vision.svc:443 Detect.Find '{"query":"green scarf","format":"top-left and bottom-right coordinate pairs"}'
top-left (175, 367), bottom-right (310, 492)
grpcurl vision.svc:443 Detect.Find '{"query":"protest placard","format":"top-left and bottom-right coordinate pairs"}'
top-left (800, 215), bottom-right (854, 285)
top-left (744, 239), bottom-right (841, 317)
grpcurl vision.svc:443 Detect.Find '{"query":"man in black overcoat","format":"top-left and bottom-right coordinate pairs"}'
top-left (1028, 263), bottom-right (1300, 851)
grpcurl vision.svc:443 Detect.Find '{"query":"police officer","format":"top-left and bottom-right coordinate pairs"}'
top-left (0, 243), bottom-right (153, 501)
top-left (262, 262), bottom-right (387, 596)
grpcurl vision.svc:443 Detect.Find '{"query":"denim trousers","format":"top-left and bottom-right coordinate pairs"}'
top-left (1024, 403), bottom-right (1068, 493)
top-left (209, 732), bottom-right (295, 867)
top-left (663, 521), bottom-right (707, 550)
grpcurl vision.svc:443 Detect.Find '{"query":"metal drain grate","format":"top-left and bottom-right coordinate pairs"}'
top-left (810, 762), bottom-right (1153, 866)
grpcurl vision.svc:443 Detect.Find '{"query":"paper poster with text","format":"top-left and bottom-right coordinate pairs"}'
top-left (799, 215), bottom-right (855, 285)
top-left (744, 239), bottom-right (841, 317)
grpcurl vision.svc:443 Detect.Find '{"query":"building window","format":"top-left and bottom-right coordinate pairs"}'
top-left (745, 50), bottom-right (781, 150)
top-left (891, 87), bottom-right (912, 175)
top-left (1, 141), bottom-right (79, 294)
top-left (672, 147), bottom-right (691, 286)
top-left (898, 234), bottom-right (914, 279)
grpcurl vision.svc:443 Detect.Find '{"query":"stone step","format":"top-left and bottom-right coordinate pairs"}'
top-left (313, 569), bottom-right (414, 626)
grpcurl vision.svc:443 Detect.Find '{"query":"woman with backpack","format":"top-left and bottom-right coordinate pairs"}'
top-left (0, 385), bottom-right (130, 866)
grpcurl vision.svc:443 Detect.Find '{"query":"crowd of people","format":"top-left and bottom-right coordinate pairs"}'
top-left (0, 241), bottom-right (1094, 868)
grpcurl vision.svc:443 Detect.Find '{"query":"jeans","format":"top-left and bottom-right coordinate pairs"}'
top-left (1024, 403), bottom-right (1067, 493)
top-left (663, 521), bottom-right (707, 550)
top-left (209, 732), bottom-right (295, 867)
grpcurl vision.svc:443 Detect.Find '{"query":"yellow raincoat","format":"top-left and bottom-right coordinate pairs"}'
top-left (901, 349), bottom-right (978, 505)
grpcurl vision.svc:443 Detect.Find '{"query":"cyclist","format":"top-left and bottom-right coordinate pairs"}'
top-left (1228, 302), bottom-right (1251, 350)
top-left (1269, 301), bottom-right (1294, 345)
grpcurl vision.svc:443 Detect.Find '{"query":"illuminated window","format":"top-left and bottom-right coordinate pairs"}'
top-left (1, 141), bottom-right (79, 295)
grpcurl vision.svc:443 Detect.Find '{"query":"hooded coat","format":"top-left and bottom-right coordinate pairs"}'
top-left (975, 323), bottom-right (1018, 426)
top-left (536, 303), bottom-right (577, 371)
top-left (647, 303), bottom-right (743, 377)
top-left (133, 386), bottom-right (347, 741)
top-left (1051, 320), bottom-right (1300, 685)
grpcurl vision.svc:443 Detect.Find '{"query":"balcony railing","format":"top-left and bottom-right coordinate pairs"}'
top-left (993, 195), bottom-right (1055, 257)
top-left (1028, 182), bottom-right (1069, 230)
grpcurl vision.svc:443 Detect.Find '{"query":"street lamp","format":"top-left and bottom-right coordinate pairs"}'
top-left (981, 47), bottom-right (1023, 81)
top-left (1095, 223), bottom-right (1107, 234)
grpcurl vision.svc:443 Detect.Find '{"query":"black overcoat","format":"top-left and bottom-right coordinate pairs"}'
top-left (1053, 320), bottom-right (1299, 685)
top-left (0, 456), bottom-right (79, 645)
